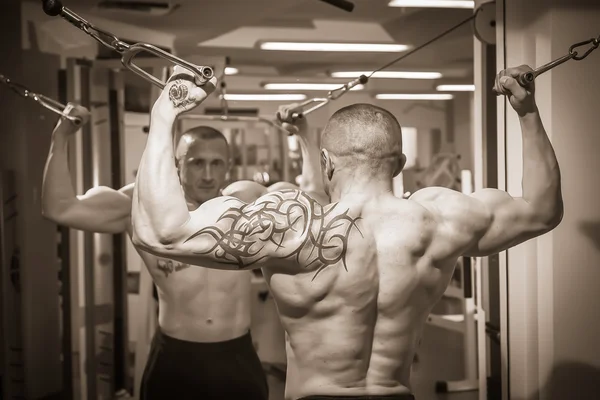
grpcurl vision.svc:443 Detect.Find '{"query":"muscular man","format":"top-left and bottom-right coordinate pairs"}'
top-left (41, 96), bottom-right (322, 398)
top-left (132, 65), bottom-right (563, 400)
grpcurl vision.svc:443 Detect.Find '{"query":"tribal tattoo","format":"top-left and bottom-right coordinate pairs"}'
top-left (184, 190), bottom-right (362, 278)
top-left (156, 259), bottom-right (191, 278)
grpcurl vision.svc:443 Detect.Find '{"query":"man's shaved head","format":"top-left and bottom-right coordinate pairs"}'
top-left (175, 126), bottom-right (229, 164)
top-left (321, 103), bottom-right (404, 176)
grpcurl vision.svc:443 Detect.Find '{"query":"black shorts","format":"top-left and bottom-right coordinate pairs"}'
top-left (298, 395), bottom-right (415, 400)
top-left (140, 329), bottom-right (269, 400)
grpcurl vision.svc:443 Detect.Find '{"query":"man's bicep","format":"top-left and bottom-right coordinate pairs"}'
top-left (464, 189), bottom-right (547, 256)
top-left (61, 186), bottom-right (132, 234)
top-left (145, 190), bottom-right (320, 271)
top-left (145, 195), bottom-right (286, 270)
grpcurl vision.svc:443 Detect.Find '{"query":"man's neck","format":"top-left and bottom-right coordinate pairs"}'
top-left (184, 188), bottom-right (223, 211)
top-left (329, 173), bottom-right (394, 203)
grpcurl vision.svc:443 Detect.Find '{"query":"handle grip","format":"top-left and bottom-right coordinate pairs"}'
top-left (517, 71), bottom-right (535, 87)
top-left (121, 43), bottom-right (214, 89)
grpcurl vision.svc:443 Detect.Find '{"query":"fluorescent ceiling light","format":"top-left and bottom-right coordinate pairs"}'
top-left (436, 84), bottom-right (475, 91)
top-left (263, 83), bottom-right (364, 91)
top-left (376, 93), bottom-right (454, 100)
top-left (224, 94), bottom-right (307, 101)
top-left (331, 71), bottom-right (442, 79)
top-left (224, 67), bottom-right (239, 75)
top-left (388, 0), bottom-right (474, 8)
top-left (259, 42), bottom-right (409, 52)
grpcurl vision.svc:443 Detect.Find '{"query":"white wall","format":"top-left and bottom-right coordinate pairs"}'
top-left (501, 0), bottom-right (600, 398)
top-left (547, 6), bottom-right (600, 397)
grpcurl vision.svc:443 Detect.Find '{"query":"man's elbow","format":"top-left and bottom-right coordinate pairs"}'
top-left (41, 203), bottom-right (67, 225)
top-left (534, 199), bottom-right (564, 233)
top-left (131, 227), bottom-right (174, 254)
top-left (41, 206), bottom-right (56, 222)
top-left (131, 228), bottom-right (156, 250)
top-left (547, 200), bottom-right (564, 230)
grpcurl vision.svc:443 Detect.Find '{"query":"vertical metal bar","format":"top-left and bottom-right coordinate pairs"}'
top-left (445, 99), bottom-right (455, 146)
top-left (109, 71), bottom-right (128, 393)
top-left (240, 129), bottom-right (248, 179)
top-left (496, 0), bottom-right (510, 398)
top-left (79, 63), bottom-right (98, 400)
top-left (66, 58), bottom-right (83, 400)
top-left (279, 132), bottom-right (290, 183)
top-left (90, 69), bottom-right (115, 398)
top-left (485, 42), bottom-right (503, 395)
top-left (58, 68), bottom-right (74, 400)
top-left (0, 169), bottom-right (7, 400)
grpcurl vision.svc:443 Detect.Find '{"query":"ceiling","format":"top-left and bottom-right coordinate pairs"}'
top-left (27, 0), bottom-right (477, 94)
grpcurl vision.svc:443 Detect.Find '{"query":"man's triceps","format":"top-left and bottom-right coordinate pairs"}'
top-left (184, 190), bottom-right (363, 275)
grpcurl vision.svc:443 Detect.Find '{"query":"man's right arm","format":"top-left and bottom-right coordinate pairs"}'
top-left (41, 105), bottom-right (132, 234)
top-left (414, 66), bottom-right (563, 258)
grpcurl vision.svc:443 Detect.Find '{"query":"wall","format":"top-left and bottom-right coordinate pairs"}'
top-left (501, 0), bottom-right (600, 398)
top-left (1, 1), bottom-right (62, 397)
top-left (0, 3), bottom-right (27, 398)
top-left (547, 5), bottom-right (600, 397)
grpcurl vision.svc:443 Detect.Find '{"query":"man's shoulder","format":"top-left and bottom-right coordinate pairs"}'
top-left (409, 186), bottom-right (476, 217)
top-left (409, 187), bottom-right (492, 241)
top-left (409, 186), bottom-right (459, 203)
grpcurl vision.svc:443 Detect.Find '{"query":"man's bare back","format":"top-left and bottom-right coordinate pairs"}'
top-left (256, 188), bottom-right (484, 398)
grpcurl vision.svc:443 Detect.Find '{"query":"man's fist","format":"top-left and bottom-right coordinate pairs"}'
top-left (153, 65), bottom-right (218, 119)
top-left (277, 103), bottom-right (307, 135)
top-left (493, 65), bottom-right (537, 117)
top-left (55, 103), bottom-right (90, 133)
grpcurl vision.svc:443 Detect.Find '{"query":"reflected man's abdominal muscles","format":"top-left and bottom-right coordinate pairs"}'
top-left (141, 253), bottom-right (253, 342)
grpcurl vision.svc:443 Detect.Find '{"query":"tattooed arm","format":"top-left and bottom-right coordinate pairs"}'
top-left (133, 189), bottom-right (361, 273)
top-left (132, 66), bottom-right (217, 248)
top-left (132, 67), bottom-right (360, 272)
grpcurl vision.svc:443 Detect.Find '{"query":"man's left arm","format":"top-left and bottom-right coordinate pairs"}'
top-left (132, 66), bottom-right (216, 253)
top-left (134, 189), bottom-right (320, 271)
top-left (131, 67), bottom-right (315, 270)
